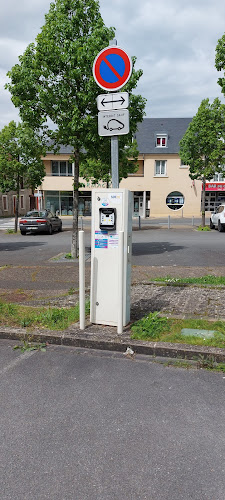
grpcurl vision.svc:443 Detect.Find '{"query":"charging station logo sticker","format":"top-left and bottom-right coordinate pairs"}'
top-left (101, 199), bottom-right (109, 207)
top-left (109, 193), bottom-right (122, 204)
top-left (95, 231), bottom-right (108, 249)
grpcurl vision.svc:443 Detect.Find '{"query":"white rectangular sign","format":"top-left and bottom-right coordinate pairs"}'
top-left (97, 92), bottom-right (129, 111)
top-left (98, 109), bottom-right (129, 136)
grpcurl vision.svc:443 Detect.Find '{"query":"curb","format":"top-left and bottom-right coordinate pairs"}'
top-left (1, 327), bottom-right (225, 363)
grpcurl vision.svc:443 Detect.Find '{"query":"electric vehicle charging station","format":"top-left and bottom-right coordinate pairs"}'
top-left (90, 188), bottom-right (132, 328)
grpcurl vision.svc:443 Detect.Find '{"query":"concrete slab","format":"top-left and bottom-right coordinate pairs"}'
top-left (181, 328), bottom-right (219, 339)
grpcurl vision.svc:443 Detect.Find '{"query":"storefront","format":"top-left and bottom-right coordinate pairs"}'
top-left (43, 190), bottom-right (92, 216)
top-left (204, 183), bottom-right (225, 212)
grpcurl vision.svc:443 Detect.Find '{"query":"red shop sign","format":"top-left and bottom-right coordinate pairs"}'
top-left (204, 183), bottom-right (225, 191)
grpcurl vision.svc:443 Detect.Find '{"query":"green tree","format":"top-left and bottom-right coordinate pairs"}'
top-left (0, 121), bottom-right (45, 232)
top-left (179, 98), bottom-right (225, 226)
top-left (6, 0), bottom-right (146, 257)
top-left (215, 33), bottom-right (225, 94)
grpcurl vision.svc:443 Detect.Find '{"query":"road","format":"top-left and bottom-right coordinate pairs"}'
top-left (0, 220), bottom-right (225, 267)
top-left (1, 339), bottom-right (225, 500)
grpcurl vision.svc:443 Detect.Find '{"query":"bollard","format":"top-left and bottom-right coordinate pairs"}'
top-left (168, 215), bottom-right (170, 229)
top-left (139, 215), bottom-right (141, 230)
top-left (192, 216), bottom-right (194, 227)
top-left (118, 231), bottom-right (124, 335)
top-left (79, 230), bottom-right (85, 330)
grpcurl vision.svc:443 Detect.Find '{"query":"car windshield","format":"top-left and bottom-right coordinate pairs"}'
top-left (25, 211), bottom-right (47, 218)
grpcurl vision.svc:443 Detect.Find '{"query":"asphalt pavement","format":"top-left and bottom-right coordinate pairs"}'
top-left (1, 339), bottom-right (225, 500)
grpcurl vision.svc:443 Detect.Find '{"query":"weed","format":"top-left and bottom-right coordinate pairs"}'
top-left (65, 253), bottom-right (73, 259)
top-left (131, 312), bottom-right (170, 340)
top-left (13, 340), bottom-right (46, 352)
top-left (213, 363), bottom-right (225, 373)
top-left (0, 265), bottom-right (11, 271)
top-left (164, 360), bottom-right (192, 369)
top-left (6, 228), bottom-right (15, 234)
top-left (197, 354), bottom-right (215, 369)
top-left (20, 318), bottom-right (33, 327)
top-left (68, 287), bottom-right (76, 295)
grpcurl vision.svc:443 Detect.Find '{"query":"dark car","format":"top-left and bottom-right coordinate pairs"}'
top-left (19, 210), bottom-right (62, 235)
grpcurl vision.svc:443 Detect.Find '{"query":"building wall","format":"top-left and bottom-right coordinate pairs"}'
top-left (0, 190), bottom-right (32, 217)
top-left (121, 154), bottom-right (202, 217)
top-left (40, 152), bottom-right (203, 217)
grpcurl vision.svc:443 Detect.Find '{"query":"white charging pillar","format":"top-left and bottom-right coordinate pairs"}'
top-left (90, 188), bottom-right (132, 327)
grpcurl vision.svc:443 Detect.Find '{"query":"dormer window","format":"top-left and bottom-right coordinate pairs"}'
top-left (156, 134), bottom-right (167, 147)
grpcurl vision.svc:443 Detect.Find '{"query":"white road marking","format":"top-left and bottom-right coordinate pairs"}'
top-left (0, 349), bottom-right (37, 375)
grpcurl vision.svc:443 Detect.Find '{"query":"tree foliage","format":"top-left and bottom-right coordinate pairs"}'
top-left (180, 98), bottom-right (225, 179)
top-left (0, 121), bottom-right (45, 231)
top-left (215, 33), bottom-right (225, 95)
top-left (179, 98), bottom-right (225, 225)
top-left (6, 0), bottom-right (146, 256)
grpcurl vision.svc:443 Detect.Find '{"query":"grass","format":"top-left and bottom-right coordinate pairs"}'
top-left (131, 312), bottom-right (225, 348)
top-left (197, 225), bottom-right (211, 231)
top-left (163, 357), bottom-right (225, 372)
top-left (0, 300), bottom-right (90, 330)
top-left (152, 275), bottom-right (225, 286)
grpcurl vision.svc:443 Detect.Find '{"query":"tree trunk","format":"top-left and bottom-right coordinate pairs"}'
top-left (14, 180), bottom-right (19, 233)
top-left (201, 176), bottom-right (206, 227)
top-left (71, 151), bottom-right (79, 258)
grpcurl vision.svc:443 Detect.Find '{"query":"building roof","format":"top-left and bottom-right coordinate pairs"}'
top-left (46, 142), bottom-right (74, 154)
top-left (46, 117), bottom-right (192, 156)
top-left (134, 118), bottom-right (192, 154)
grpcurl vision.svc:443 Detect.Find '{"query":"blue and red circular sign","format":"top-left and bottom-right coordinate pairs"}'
top-left (93, 46), bottom-right (132, 91)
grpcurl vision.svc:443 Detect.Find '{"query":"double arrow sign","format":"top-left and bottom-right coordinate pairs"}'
top-left (97, 92), bottom-right (129, 137)
top-left (97, 92), bottom-right (129, 111)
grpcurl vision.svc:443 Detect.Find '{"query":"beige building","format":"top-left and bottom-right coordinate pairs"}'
top-left (37, 118), bottom-right (225, 218)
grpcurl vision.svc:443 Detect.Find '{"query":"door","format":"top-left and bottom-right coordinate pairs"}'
top-left (133, 195), bottom-right (144, 217)
top-left (134, 197), bottom-right (139, 216)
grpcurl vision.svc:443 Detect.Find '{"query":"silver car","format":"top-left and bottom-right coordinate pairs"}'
top-left (19, 210), bottom-right (62, 235)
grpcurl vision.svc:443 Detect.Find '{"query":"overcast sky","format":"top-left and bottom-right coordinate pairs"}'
top-left (1, 0), bottom-right (225, 129)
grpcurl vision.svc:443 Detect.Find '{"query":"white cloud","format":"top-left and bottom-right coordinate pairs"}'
top-left (0, 0), bottom-right (225, 127)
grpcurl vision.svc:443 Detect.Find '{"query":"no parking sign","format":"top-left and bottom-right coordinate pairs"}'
top-left (93, 46), bottom-right (132, 91)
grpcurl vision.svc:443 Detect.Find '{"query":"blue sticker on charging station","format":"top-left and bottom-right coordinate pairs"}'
top-left (95, 231), bottom-right (108, 249)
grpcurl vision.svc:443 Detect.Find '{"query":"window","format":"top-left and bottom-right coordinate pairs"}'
top-left (156, 135), bottom-right (167, 147)
top-left (155, 160), bottom-right (167, 176)
top-left (12, 195), bottom-right (17, 214)
top-left (2, 195), bottom-right (8, 211)
top-left (166, 191), bottom-right (184, 210)
top-left (180, 160), bottom-right (188, 168)
top-left (20, 195), bottom-right (24, 210)
top-left (51, 161), bottom-right (73, 176)
top-left (213, 172), bottom-right (225, 182)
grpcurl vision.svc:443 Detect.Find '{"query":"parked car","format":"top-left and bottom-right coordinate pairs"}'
top-left (19, 210), bottom-right (62, 235)
top-left (210, 205), bottom-right (225, 232)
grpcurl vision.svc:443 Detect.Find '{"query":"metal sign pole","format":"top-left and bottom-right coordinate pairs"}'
top-left (111, 135), bottom-right (119, 188)
top-left (109, 39), bottom-right (119, 190)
